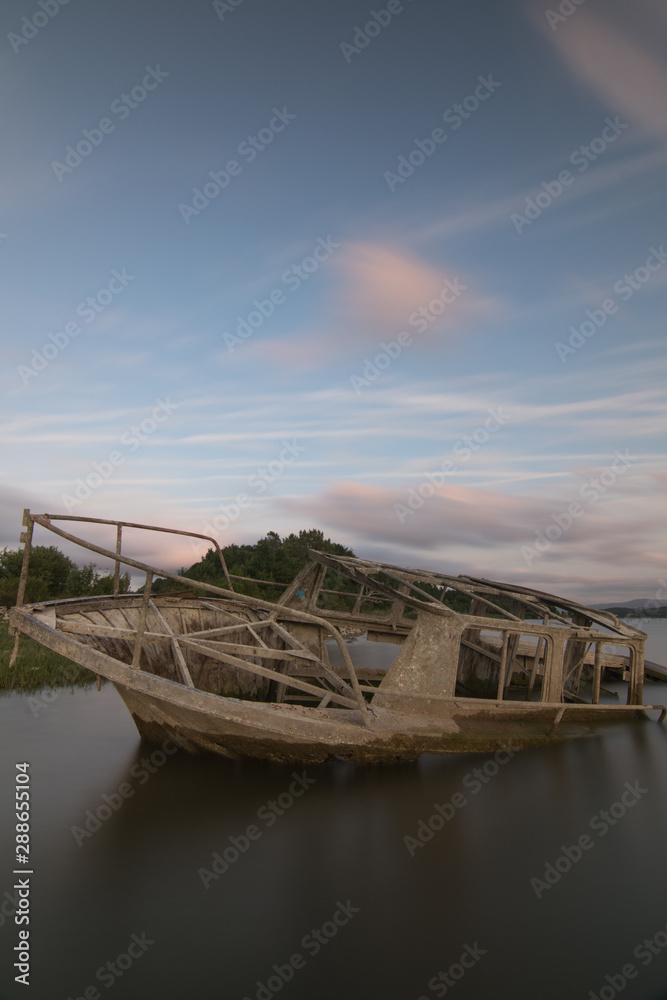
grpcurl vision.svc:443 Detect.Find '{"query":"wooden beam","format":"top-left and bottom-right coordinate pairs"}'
top-left (174, 636), bottom-right (359, 710)
top-left (131, 572), bottom-right (153, 669)
top-left (592, 642), bottom-right (602, 705)
top-left (149, 601), bottom-right (195, 688)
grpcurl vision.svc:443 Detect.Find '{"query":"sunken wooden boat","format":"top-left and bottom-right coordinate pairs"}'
top-left (7, 511), bottom-right (666, 763)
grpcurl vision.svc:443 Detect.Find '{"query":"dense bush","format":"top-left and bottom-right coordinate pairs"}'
top-left (151, 529), bottom-right (357, 601)
top-left (0, 545), bottom-right (130, 606)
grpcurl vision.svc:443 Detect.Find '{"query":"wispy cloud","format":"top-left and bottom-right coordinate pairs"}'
top-left (542, 7), bottom-right (667, 140)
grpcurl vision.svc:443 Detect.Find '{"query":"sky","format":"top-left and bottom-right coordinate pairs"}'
top-left (1, 0), bottom-right (666, 605)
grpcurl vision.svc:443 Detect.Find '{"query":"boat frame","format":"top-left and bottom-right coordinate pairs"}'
top-left (7, 510), bottom-right (666, 763)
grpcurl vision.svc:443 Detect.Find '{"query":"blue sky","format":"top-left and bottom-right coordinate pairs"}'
top-left (1, 0), bottom-right (666, 603)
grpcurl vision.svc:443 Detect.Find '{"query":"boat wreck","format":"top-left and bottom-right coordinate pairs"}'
top-left (8, 511), bottom-right (666, 763)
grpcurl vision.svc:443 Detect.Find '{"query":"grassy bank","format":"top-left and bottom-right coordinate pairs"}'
top-left (0, 619), bottom-right (102, 694)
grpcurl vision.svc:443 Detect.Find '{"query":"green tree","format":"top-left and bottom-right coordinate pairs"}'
top-left (0, 545), bottom-right (76, 605)
top-left (151, 529), bottom-right (356, 601)
top-left (66, 563), bottom-right (130, 597)
top-left (0, 547), bottom-right (130, 605)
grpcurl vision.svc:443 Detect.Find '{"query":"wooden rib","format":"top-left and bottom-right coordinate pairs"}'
top-left (175, 620), bottom-right (272, 640)
top-left (369, 567), bottom-right (460, 615)
top-left (267, 620), bottom-right (357, 699)
top-left (59, 620), bottom-right (170, 642)
top-left (526, 637), bottom-right (545, 702)
top-left (461, 637), bottom-right (503, 664)
top-left (175, 636), bottom-right (359, 710)
top-left (131, 572), bottom-right (152, 669)
top-left (246, 625), bottom-right (268, 648)
top-left (200, 601), bottom-right (251, 624)
top-left (592, 643), bottom-right (602, 705)
top-left (194, 635), bottom-right (353, 700)
top-left (149, 601), bottom-right (195, 688)
top-left (496, 634), bottom-right (510, 700)
top-left (264, 619), bottom-right (312, 650)
top-left (58, 616), bottom-right (320, 666)
top-left (191, 641), bottom-right (318, 664)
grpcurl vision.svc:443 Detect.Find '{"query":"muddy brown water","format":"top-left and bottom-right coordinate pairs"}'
top-left (1, 622), bottom-right (667, 1000)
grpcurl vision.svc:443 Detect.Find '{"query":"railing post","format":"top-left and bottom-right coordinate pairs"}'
top-left (592, 642), bottom-right (602, 704)
top-left (9, 509), bottom-right (36, 669)
top-left (131, 571), bottom-right (153, 669)
top-left (526, 636), bottom-right (545, 702)
top-left (496, 632), bottom-right (510, 700)
top-left (629, 642), bottom-right (644, 705)
top-left (15, 509), bottom-right (34, 610)
top-left (113, 524), bottom-right (122, 596)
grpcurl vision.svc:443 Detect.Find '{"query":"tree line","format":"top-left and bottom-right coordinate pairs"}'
top-left (0, 546), bottom-right (130, 606)
top-left (1, 528), bottom-right (486, 615)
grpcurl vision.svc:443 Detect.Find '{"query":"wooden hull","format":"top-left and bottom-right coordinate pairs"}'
top-left (9, 597), bottom-right (663, 764)
top-left (7, 512), bottom-right (665, 763)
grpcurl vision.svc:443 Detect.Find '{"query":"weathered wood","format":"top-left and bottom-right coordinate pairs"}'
top-left (8, 634), bottom-right (21, 670)
top-left (14, 509), bottom-right (34, 615)
top-left (592, 642), bottom-right (602, 705)
top-left (548, 706), bottom-right (566, 736)
top-left (174, 635), bottom-right (359, 709)
top-left (8, 510), bottom-right (663, 763)
top-left (149, 601), bottom-right (195, 688)
top-left (131, 572), bottom-right (153, 669)
top-left (113, 524), bottom-right (122, 597)
top-left (526, 636), bottom-right (545, 702)
top-left (496, 634), bottom-right (510, 699)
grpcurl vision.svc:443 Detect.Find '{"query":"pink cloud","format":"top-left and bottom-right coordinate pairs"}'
top-left (276, 479), bottom-right (666, 601)
top-left (333, 241), bottom-right (501, 337)
top-left (544, 9), bottom-right (667, 139)
top-left (334, 242), bottom-right (448, 330)
top-left (249, 241), bottom-right (504, 369)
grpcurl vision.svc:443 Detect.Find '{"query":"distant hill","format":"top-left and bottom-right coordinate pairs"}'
top-left (595, 600), bottom-right (667, 618)
top-left (596, 598), bottom-right (665, 610)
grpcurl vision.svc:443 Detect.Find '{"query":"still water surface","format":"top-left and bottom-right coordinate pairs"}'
top-left (1, 623), bottom-right (667, 1000)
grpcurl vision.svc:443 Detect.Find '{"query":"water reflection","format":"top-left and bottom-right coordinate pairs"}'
top-left (0, 660), bottom-right (666, 999)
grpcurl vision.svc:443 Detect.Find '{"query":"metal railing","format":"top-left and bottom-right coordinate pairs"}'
top-left (10, 511), bottom-right (372, 726)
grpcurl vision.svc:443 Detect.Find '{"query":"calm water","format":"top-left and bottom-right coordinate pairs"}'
top-left (1, 623), bottom-right (667, 1000)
